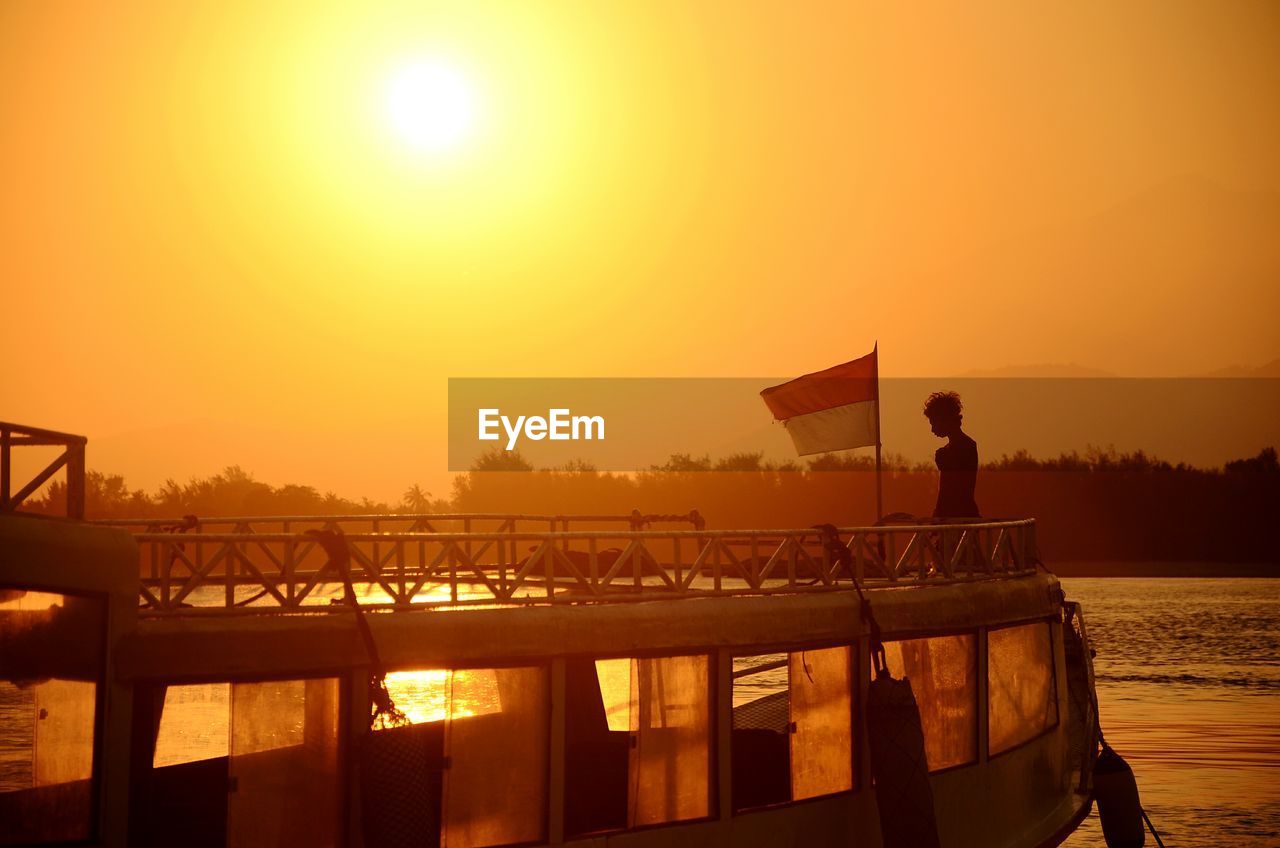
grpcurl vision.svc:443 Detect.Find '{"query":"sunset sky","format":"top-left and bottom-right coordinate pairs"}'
top-left (3, 1), bottom-right (1278, 499)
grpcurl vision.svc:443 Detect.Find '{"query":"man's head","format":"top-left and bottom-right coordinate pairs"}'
top-left (923, 391), bottom-right (963, 438)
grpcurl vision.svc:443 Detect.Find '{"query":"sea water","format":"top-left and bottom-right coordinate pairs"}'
top-left (1060, 578), bottom-right (1280, 847)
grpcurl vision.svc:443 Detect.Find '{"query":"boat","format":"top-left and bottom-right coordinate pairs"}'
top-left (0, 421), bottom-right (1100, 847)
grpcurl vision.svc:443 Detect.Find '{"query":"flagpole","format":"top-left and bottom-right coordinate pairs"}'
top-left (873, 342), bottom-right (884, 523)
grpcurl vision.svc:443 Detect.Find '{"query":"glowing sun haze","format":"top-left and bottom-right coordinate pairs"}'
top-left (384, 58), bottom-right (477, 152)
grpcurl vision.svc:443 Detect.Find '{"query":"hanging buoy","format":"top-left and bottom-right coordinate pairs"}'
top-left (866, 670), bottom-right (942, 848)
top-left (1094, 744), bottom-right (1146, 848)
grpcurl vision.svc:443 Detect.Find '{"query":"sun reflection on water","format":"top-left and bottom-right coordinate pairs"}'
top-left (384, 668), bottom-right (502, 725)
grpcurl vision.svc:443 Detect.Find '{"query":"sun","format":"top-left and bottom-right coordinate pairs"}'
top-left (384, 59), bottom-right (476, 153)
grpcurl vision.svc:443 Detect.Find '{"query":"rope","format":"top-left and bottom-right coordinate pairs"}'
top-left (814, 523), bottom-right (887, 676)
top-left (233, 588), bottom-right (270, 607)
top-left (1142, 808), bottom-right (1167, 847)
top-left (306, 529), bottom-right (407, 729)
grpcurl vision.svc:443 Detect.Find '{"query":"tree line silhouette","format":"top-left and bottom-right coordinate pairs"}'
top-left (24, 447), bottom-right (1278, 565)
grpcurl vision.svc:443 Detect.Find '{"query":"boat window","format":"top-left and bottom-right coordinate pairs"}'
top-left (228, 679), bottom-right (342, 847)
top-left (732, 653), bottom-right (790, 809)
top-left (564, 654), bottom-right (712, 836)
top-left (135, 676), bottom-right (341, 848)
top-left (631, 655), bottom-right (713, 826)
top-left (790, 646), bottom-right (855, 799)
top-left (383, 666), bottom-right (550, 848)
top-left (153, 684), bottom-right (231, 765)
top-left (0, 588), bottom-right (103, 846)
top-left (732, 646), bottom-right (854, 810)
top-left (881, 633), bottom-right (978, 771)
top-left (988, 620), bottom-right (1058, 756)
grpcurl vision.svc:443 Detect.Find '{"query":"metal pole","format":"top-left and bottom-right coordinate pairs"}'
top-left (1, 429), bottom-right (10, 510)
top-left (66, 441), bottom-right (86, 520)
top-left (875, 443), bottom-right (884, 523)
top-left (873, 342), bottom-right (884, 523)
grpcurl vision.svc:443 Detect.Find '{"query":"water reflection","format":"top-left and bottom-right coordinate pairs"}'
top-left (153, 684), bottom-right (230, 766)
top-left (384, 668), bottom-right (502, 725)
top-left (1061, 578), bottom-right (1280, 847)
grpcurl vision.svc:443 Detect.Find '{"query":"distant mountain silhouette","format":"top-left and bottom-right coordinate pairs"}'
top-left (1196, 358), bottom-right (1280, 379)
top-left (949, 358), bottom-right (1280, 378)
top-left (952, 364), bottom-right (1117, 378)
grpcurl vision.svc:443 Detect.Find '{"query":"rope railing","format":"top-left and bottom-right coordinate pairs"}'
top-left (128, 518), bottom-right (1038, 615)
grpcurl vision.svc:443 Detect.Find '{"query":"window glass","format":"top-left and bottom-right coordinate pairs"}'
top-left (153, 684), bottom-right (230, 766)
top-left (385, 666), bottom-right (550, 848)
top-left (0, 588), bottom-right (103, 846)
top-left (140, 677), bottom-right (342, 848)
top-left (882, 633), bottom-right (978, 771)
top-left (443, 666), bottom-right (549, 848)
top-left (227, 679), bottom-right (341, 848)
top-left (630, 654), bottom-right (712, 826)
top-left (988, 621), bottom-right (1058, 755)
top-left (386, 668), bottom-right (502, 725)
top-left (790, 646), bottom-right (853, 800)
top-left (594, 658), bottom-right (632, 732)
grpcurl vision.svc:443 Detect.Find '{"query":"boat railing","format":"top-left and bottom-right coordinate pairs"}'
top-left (129, 518), bottom-right (1039, 615)
top-left (95, 508), bottom-right (705, 534)
top-left (0, 421), bottom-right (87, 519)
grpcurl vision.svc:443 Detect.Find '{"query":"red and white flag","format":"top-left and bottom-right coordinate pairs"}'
top-left (760, 347), bottom-right (880, 456)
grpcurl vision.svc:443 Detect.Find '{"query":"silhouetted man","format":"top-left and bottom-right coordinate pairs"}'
top-left (924, 391), bottom-right (980, 518)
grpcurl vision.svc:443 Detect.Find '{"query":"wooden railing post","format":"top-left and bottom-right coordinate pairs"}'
top-left (1, 428), bottom-right (10, 509)
top-left (66, 441), bottom-right (85, 520)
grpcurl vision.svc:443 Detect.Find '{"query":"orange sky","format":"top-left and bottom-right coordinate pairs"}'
top-left (2, 1), bottom-right (1278, 499)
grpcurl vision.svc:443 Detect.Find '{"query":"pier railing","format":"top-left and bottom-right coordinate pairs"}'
top-left (130, 518), bottom-right (1039, 614)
